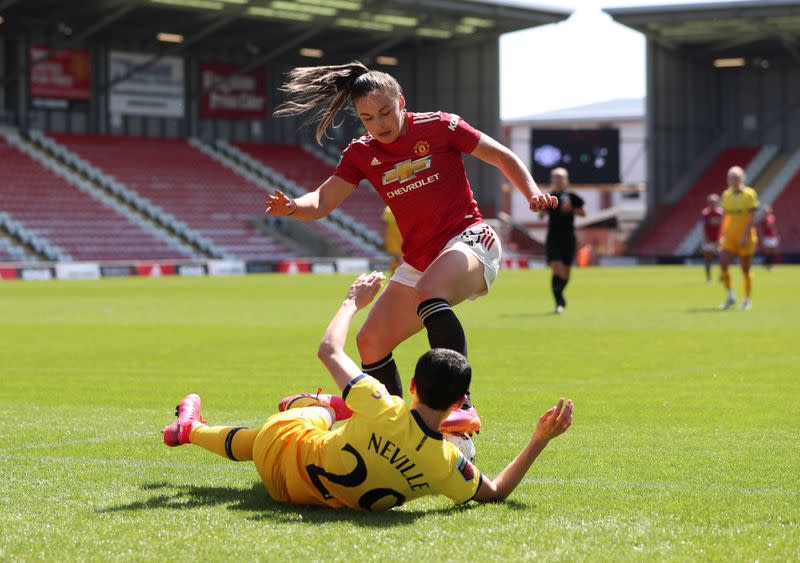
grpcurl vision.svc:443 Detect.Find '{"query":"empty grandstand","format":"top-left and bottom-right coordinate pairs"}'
top-left (0, 0), bottom-right (569, 269)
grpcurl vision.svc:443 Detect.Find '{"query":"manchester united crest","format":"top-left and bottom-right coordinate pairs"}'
top-left (413, 140), bottom-right (430, 156)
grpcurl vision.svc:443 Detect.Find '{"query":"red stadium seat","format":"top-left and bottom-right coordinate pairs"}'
top-left (51, 135), bottom-right (366, 260)
top-left (768, 170), bottom-right (800, 253)
top-left (233, 143), bottom-right (386, 237)
top-left (0, 138), bottom-right (186, 261)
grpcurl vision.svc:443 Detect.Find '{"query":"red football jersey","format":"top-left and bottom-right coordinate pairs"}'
top-left (702, 207), bottom-right (723, 242)
top-left (334, 111), bottom-right (483, 271)
top-left (760, 213), bottom-right (778, 238)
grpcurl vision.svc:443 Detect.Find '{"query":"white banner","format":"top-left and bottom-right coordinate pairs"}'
top-left (335, 258), bottom-right (370, 274)
top-left (207, 260), bottom-right (246, 276)
top-left (55, 263), bottom-right (101, 280)
top-left (109, 51), bottom-right (184, 117)
top-left (311, 262), bottom-right (336, 274)
top-left (178, 264), bottom-right (206, 277)
top-left (21, 268), bottom-right (53, 281)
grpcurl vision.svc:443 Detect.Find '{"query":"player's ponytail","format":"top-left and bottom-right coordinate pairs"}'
top-left (275, 61), bottom-right (403, 144)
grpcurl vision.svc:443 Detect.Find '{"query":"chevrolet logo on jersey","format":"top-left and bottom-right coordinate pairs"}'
top-left (382, 157), bottom-right (432, 185)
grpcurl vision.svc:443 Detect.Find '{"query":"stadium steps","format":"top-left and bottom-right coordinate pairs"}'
top-left (32, 132), bottom-right (217, 260)
top-left (48, 135), bottom-right (298, 262)
top-left (0, 211), bottom-right (68, 262)
top-left (758, 147), bottom-right (800, 252)
top-left (633, 146), bottom-right (762, 256)
top-left (0, 231), bottom-right (35, 263)
top-left (753, 153), bottom-right (790, 192)
top-left (1, 133), bottom-right (190, 262)
top-left (674, 145), bottom-right (777, 255)
top-left (203, 139), bottom-right (385, 257)
top-left (231, 141), bottom-right (386, 245)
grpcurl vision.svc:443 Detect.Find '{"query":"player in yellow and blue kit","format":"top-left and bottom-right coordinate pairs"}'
top-left (161, 272), bottom-right (573, 510)
top-left (718, 166), bottom-right (759, 310)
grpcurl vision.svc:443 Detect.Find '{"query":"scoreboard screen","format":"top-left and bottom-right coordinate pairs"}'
top-left (530, 128), bottom-right (620, 184)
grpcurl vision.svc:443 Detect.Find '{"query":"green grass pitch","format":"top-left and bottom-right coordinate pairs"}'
top-left (1, 266), bottom-right (798, 561)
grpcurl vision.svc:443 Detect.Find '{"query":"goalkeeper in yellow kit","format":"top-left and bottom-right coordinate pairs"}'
top-left (718, 166), bottom-right (759, 310)
top-left (161, 272), bottom-right (573, 510)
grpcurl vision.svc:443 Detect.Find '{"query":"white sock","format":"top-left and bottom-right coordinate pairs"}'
top-left (727, 289), bottom-right (735, 299)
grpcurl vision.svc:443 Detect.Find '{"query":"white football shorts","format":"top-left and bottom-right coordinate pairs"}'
top-left (391, 222), bottom-right (502, 300)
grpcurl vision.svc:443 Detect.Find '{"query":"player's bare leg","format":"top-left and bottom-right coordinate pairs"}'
top-left (740, 255), bottom-right (752, 310)
top-left (719, 250), bottom-right (736, 310)
top-left (356, 280), bottom-right (424, 397)
top-left (417, 248), bottom-right (487, 307)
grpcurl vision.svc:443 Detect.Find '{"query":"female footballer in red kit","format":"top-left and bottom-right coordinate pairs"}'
top-left (266, 62), bottom-right (556, 434)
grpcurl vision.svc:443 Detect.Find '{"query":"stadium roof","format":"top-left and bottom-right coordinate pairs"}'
top-left (605, 1), bottom-right (800, 61)
top-left (504, 98), bottom-right (644, 126)
top-left (0, 0), bottom-right (572, 58)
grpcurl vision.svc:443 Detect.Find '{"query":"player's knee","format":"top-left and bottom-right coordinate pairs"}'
top-left (414, 279), bottom-right (445, 304)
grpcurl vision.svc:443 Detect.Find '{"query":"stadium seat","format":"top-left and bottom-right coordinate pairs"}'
top-left (632, 147), bottom-right (761, 256)
top-left (769, 170), bottom-right (800, 253)
top-left (48, 135), bottom-right (307, 261)
top-left (0, 138), bottom-right (187, 262)
top-left (233, 143), bottom-right (386, 238)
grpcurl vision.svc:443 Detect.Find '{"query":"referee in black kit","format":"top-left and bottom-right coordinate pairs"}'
top-left (539, 168), bottom-right (585, 314)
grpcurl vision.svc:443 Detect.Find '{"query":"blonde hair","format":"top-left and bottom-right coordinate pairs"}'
top-left (274, 61), bottom-right (403, 144)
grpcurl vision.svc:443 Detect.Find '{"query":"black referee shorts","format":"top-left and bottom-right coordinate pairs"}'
top-left (546, 237), bottom-right (576, 265)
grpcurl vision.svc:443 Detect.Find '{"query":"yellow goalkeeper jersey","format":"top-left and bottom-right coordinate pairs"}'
top-left (263, 375), bottom-right (482, 511)
top-left (721, 186), bottom-right (759, 239)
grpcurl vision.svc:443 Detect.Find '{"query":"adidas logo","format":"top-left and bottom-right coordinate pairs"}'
top-left (371, 157), bottom-right (381, 166)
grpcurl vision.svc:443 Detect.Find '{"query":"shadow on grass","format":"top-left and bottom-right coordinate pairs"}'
top-left (685, 307), bottom-right (723, 314)
top-left (99, 481), bottom-right (530, 525)
top-left (498, 311), bottom-right (559, 318)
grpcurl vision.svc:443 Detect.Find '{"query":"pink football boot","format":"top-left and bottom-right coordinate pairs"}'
top-left (162, 393), bottom-right (206, 447)
top-left (440, 405), bottom-right (482, 435)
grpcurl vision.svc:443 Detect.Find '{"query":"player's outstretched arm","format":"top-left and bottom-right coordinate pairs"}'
top-left (469, 134), bottom-right (557, 213)
top-left (474, 398), bottom-right (573, 503)
top-left (265, 175), bottom-right (357, 221)
top-left (317, 272), bottom-right (385, 393)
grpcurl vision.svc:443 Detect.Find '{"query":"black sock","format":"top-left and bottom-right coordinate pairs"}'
top-left (705, 262), bottom-right (711, 280)
top-left (552, 275), bottom-right (567, 307)
top-left (362, 353), bottom-right (403, 397)
top-left (417, 298), bottom-right (471, 408)
top-left (417, 298), bottom-right (467, 357)
top-left (765, 254), bottom-right (774, 269)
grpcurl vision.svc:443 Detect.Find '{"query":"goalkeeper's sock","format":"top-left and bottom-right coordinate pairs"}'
top-left (362, 353), bottom-right (403, 397)
top-left (743, 272), bottom-right (752, 298)
top-left (189, 425), bottom-right (258, 461)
